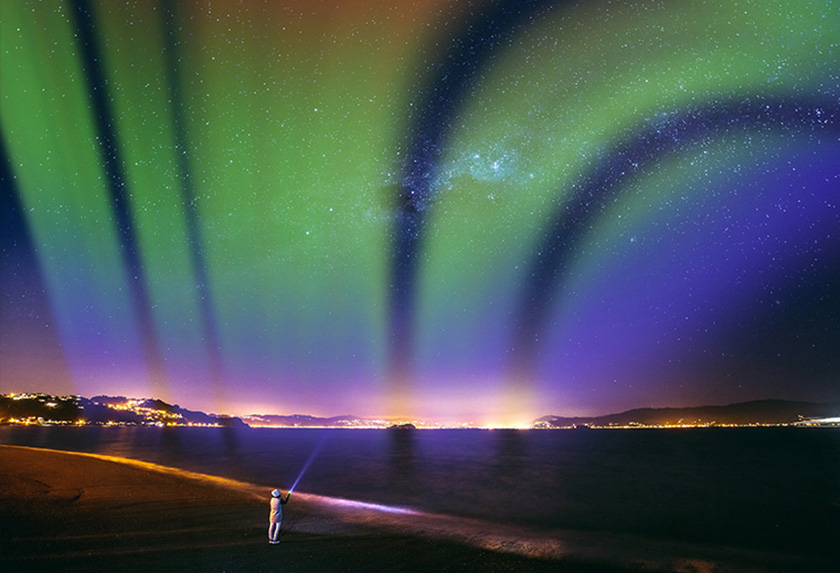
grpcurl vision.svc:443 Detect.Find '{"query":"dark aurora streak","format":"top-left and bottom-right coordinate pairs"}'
top-left (511, 98), bottom-right (840, 377)
top-left (71, 0), bottom-right (170, 396)
top-left (390, 0), bottom-right (561, 393)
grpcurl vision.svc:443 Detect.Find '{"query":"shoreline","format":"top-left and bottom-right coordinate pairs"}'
top-left (4, 422), bottom-right (839, 430)
top-left (0, 445), bottom-right (833, 572)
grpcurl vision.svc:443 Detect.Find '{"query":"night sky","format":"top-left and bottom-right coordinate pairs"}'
top-left (1, 0), bottom-right (838, 425)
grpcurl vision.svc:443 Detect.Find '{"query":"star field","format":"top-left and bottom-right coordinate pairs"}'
top-left (1, 0), bottom-right (838, 424)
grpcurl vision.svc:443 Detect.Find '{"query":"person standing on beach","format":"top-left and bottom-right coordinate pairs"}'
top-left (268, 489), bottom-right (290, 544)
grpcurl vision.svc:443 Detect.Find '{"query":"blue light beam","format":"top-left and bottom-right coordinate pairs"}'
top-left (289, 433), bottom-right (327, 493)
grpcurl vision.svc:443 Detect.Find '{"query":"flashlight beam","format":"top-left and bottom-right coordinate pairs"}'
top-left (289, 434), bottom-right (327, 493)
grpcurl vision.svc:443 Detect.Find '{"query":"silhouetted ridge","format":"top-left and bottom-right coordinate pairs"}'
top-left (537, 400), bottom-right (838, 427)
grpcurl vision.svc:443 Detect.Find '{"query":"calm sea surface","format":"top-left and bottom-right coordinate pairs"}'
top-left (2, 426), bottom-right (838, 554)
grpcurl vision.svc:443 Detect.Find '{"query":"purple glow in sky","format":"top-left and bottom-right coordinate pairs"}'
top-left (1, 0), bottom-right (838, 424)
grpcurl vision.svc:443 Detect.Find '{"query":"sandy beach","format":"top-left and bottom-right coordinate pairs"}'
top-left (0, 445), bottom-right (832, 572)
top-left (0, 445), bottom-right (617, 572)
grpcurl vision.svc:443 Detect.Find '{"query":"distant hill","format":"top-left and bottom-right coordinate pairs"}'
top-left (536, 400), bottom-right (839, 428)
top-left (0, 393), bottom-right (246, 427)
top-left (241, 413), bottom-right (368, 427)
top-left (91, 396), bottom-right (245, 427)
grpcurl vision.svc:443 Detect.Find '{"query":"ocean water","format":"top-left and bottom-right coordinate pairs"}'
top-left (2, 426), bottom-right (838, 555)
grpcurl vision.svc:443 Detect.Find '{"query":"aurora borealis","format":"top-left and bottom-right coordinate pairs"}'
top-left (1, 0), bottom-right (838, 424)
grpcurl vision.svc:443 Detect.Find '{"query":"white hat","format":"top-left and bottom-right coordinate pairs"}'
top-left (272, 489), bottom-right (281, 497)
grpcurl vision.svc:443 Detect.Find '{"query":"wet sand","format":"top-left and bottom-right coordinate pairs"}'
top-left (0, 445), bottom-right (831, 572)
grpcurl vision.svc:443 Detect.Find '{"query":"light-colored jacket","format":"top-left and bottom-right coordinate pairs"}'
top-left (269, 495), bottom-right (289, 523)
top-left (270, 497), bottom-right (283, 523)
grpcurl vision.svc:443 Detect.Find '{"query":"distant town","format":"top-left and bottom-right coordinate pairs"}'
top-left (0, 393), bottom-right (423, 429)
top-left (1, 392), bottom-right (838, 429)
